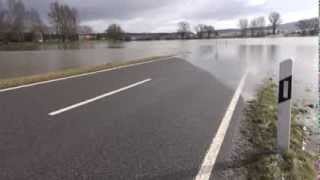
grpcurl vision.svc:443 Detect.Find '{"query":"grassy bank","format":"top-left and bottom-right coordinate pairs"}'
top-left (241, 80), bottom-right (317, 180)
top-left (0, 55), bottom-right (173, 90)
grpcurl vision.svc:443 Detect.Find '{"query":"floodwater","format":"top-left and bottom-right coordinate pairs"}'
top-left (176, 37), bottom-right (318, 130)
top-left (0, 37), bottom-right (318, 107)
top-left (179, 37), bottom-right (318, 103)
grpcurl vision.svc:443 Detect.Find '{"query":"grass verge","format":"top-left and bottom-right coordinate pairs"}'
top-left (0, 55), bottom-right (174, 90)
top-left (241, 79), bottom-right (317, 180)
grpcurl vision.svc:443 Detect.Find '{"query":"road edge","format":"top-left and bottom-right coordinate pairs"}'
top-left (195, 71), bottom-right (248, 180)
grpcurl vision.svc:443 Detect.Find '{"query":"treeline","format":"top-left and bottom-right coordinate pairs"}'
top-left (238, 12), bottom-right (281, 37)
top-left (101, 16), bottom-right (318, 41)
top-left (0, 0), bottom-right (44, 42)
top-left (75, 16), bottom-right (319, 42)
top-left (296, 18), bottom-right (319, 36)
top-left (177, 22), bottom-right (216, 39)
top-left (174, 12), bottom-right (282, 39)
top-left (175, 12), bottom-right (319, 40)
top-left (0, 0), bottom-right (95, 43)
top-left (238, 12), bottom-right (319, 37)
top-left (48, 2), bottom-right (79, 42)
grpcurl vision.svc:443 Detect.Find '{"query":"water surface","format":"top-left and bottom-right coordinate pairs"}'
top-left (0, 37), bottom-right (317, 107)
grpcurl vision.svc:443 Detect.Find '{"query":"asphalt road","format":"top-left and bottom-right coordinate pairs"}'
top-left (0, 57), bottom-right (245, 180)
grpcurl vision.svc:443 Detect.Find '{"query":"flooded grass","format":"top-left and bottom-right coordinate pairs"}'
top-left (0, 55), bottom-right (174, 90)
top-left (241, 80), bottom-right (317, 180)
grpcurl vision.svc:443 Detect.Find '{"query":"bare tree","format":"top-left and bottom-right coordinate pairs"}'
top-left (0, 0), bottom-right (45, 42)
top-left (3, 0), bottom-right (26, 41)
top-left (6, 0), bottom-right (15, 25)
top-left (177, 21), bottom-right (190, 39)
top-left (6, 0), bottom-right (27, 41)
top-left (106, 24), bottom-right (124, 41)
top-left (28, 9), bottom-right (42, 25)
top-left (48, 1), bottom-right (79, 42)
top-left (250, 18), bottom-right (259, 37)
top-left (26, 8), bottom-right (46, 41)
top-left (0, 0), bottom-right (3, 12)
top-left (205, 25), bottom-right (215, 38)
top-left (195, 24), bottom-right (205, 39)
top-left (256, 16), bottom-right (266, 36)
top-left (69, 7), bottom-right (78, 37)
top-left (48, 2), bottom-right (60, 34)
top-left (0, 0), bottom-right (6, 33)
top-left (239, 19), bottom-right (248, 37)
top-left (269, 12), bottom-right (281, 35)
top-left (0, 12), bottom-right (4, 32)
top-left (194, 24), bottom-right (214, 39)
top-left (296, 18), bottom-right (319, 35)
top-left (249, 17), bottom-right (266, 37)
top-left (307, 18), bottom-right (319, 35)
top-left (296, 20), bottom-right (308, 35)
top-left (26, 8), bottom-right (43, 32)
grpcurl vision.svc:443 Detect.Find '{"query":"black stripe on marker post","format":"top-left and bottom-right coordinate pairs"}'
top-left (278, 76), bottom-right (292, 103)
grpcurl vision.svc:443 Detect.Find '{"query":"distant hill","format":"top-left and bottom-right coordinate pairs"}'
top-left (278, 21), bottom-right (301, 32)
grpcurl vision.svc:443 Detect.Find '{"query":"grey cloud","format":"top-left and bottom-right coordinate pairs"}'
top-left (77, 0), bottom-right (183, 21)
top-left (184, 0), bottom-right (266, 20)
top-left (0, 0), bottom-right (3, 10)
top-left (20, 0), bottom-right (265, 21)
top-left (20, 0), bottom-right (183, 21)
top-left (0, 0), bottom-right (314, 32)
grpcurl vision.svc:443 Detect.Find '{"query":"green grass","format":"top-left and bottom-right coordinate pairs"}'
top-left (242, 79), bottom-right (317, 180)
top-left (0, 55), bottom-right (174, 90)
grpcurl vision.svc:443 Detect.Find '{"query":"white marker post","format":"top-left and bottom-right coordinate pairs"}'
top-left (277, 59), bottom-right (293, 152)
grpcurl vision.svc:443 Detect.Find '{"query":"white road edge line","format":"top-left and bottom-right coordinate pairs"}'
top-left (49, 78), bottom-right (151, 116)
top-left (195, 71), bottom-right (248, 180)
top-left (0, 56), bottom-right (174, 93)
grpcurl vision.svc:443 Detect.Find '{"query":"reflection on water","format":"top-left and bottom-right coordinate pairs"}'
top-left (108, 41), bottom-right (125, 49)
top-left (178, 38), bottom-right (317, 105)
top-left (0, 41), bottom-right (178, 79)
top-left (178, 37), bottom-right (318, 131)
top-left (0, 37), bottom-right (317, 107)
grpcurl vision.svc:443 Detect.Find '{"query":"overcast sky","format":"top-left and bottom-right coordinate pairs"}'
top-left (17, 0), bottom-right (319, 32)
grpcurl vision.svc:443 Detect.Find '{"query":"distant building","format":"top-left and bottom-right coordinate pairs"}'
top-left (124, 32), bottom-right (195, 41)
top-left (215, 29), bottom-right (241, 38)
top-left (79, 33), bottom-right (98, 41)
